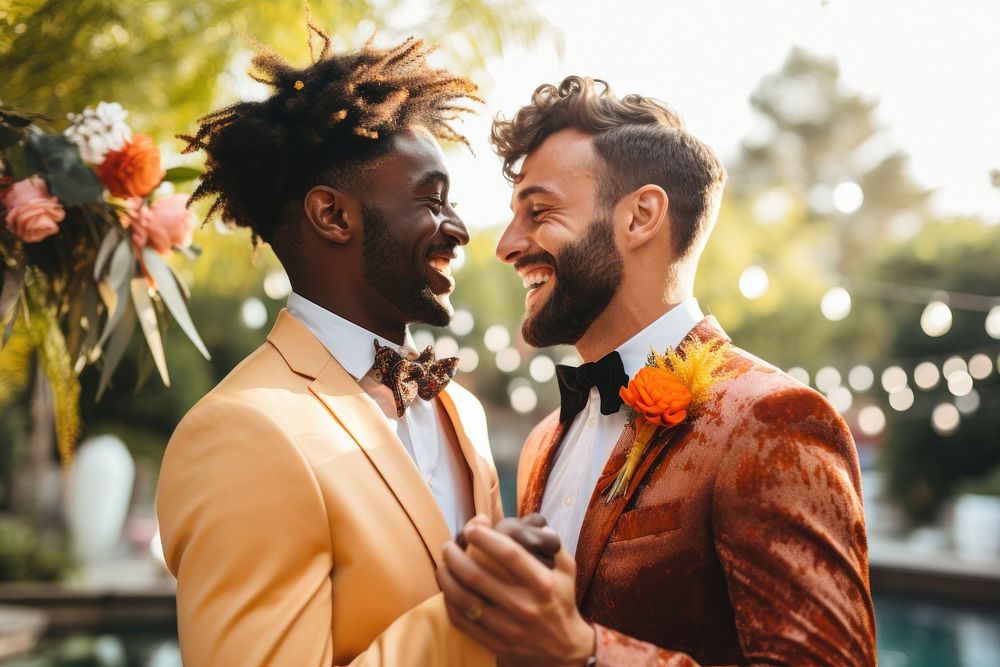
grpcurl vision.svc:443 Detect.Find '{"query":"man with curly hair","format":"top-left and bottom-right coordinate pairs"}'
top-left (156, 25), bottom-right (551, 666)
top-left (437, 77), bottom-right (877, 666)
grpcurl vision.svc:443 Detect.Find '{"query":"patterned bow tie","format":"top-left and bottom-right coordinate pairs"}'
top-left (372, 340), bottom-right (459, 417)
top-left (556, 350), bottom-right (630, 424)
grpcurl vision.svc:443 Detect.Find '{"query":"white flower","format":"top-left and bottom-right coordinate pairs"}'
top-left (64, 101), bottom-right (133, 164)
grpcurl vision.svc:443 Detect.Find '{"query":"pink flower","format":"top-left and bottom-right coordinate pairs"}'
top-left (119, 197), bottom-right (153, 250)
top-left (148, 194), bottom-right (197, 255)
top-left (120, 194), bottom-right (196, 256)
top-left (2, 176), bottom-right (66, 243)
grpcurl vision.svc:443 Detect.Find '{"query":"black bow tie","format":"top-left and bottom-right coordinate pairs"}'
top-left (555, 351), bottom-right (630, 424)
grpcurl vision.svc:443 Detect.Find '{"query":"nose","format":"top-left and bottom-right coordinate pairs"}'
top-left (495, 217), bottom-right (530, 264)
top-left (441, 208), bottom-right (470, 247)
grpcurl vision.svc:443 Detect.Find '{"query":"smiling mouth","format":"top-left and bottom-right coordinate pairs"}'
top-left (429, 256), bottom-right (452, 277)
top-left (521, 266), bottom-right (554, 292)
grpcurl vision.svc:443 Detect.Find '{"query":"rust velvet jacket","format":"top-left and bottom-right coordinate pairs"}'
top-left (517, 318), bottom-right (877, 666)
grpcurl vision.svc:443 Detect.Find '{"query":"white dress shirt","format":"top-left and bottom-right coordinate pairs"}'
top-left (286, 292), bottom-right (474, 538)
top-left (540, 298), bottom-right (704, 557)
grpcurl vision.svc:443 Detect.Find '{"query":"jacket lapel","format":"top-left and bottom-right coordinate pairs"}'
top-left (572, 317), bottom-right (732, 603)
top-left (437, 389), bottom-right (491, 518)
top-left (267, 310), bottom-right (452, 570)
top-left (519, 422), bottom-right (566, 516)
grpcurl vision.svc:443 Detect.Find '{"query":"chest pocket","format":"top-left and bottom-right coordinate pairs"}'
top-left (609, 503), bottom-right (682, 542)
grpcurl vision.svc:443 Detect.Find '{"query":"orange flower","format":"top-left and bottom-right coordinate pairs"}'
top-left (96, 133), bottom-right (165, 198)
top-left (619, 366), bottom-right (691, 428)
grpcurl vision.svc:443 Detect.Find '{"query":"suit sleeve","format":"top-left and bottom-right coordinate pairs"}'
top-left (157, 396), bottom-right (494, 667)
top-left (591, 388), bottom-right (877, 667)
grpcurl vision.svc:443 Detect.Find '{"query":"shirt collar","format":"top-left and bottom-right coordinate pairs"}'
top-left (286, 292), bottom-right (418, 380)
top-left (616, 297), bottom-right (704, 378)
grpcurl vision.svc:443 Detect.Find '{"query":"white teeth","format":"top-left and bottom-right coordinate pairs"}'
top-left (521, 269), bottom-right (553, 289)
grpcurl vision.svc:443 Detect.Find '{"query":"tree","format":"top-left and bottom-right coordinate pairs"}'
top-left (731, 47), bottom-right (930, 273)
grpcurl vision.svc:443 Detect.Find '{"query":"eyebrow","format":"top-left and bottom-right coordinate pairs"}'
top-left (414, 170), bottom-right (448, 190)
top-left (515, 184), bottom-right (557, 201)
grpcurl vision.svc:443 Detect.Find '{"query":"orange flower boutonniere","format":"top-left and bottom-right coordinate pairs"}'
top-left (604, 338), bottom-right (735, 502)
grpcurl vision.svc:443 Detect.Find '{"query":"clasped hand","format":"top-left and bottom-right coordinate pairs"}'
top-left (436, 514), bottom-right (596, 667)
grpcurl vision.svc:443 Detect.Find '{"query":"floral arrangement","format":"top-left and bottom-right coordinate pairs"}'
top-left (0, 100), bottom-right (208, 464)
top-left (603, 338), bottom-right (735, 501)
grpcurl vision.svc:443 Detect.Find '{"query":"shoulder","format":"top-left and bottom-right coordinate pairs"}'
top-left (710, 345), bottom-right (859, 482)
top-left (719, 344), bottom-right (845, 430)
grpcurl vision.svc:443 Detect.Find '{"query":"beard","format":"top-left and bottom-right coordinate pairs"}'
top-left (522, 214), bottom-right (624, 348)
top-left (362, 203), bottom-right (453, 327)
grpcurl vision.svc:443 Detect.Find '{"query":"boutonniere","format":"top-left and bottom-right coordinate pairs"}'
top-left (603, 338), bottom-right (735, 502)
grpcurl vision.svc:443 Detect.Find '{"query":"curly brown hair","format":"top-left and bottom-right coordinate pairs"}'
top-left (179, 19), bottom-right (479, 255)
top-left (491, 76), bottom-right (726, 257)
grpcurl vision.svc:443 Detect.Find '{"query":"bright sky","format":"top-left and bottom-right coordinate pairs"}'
top-left (443, 0), bottom-right (1000, 229)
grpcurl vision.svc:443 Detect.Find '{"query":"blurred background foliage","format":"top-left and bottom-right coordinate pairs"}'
top-left (0, 0), bottom-right (998, 531)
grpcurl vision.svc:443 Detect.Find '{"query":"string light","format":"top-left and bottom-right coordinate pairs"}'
top-left (931, 403), bottom-right (961, 436)
top-left (888, 386), bottom-right (915, 412)
top-left (529, 355), bottom-right (556, 383)
top-left (739, 265), bottom-right (769, 300)
top-left (827, 386), bottom-right (853, 413)
top-left (968, 353), bottom-right (993, 380)
top-left (788, 366), bottom-right (810, 386)
top-left (920, 300), bottom-right (953, 337)
top-left (858, 405), bottom-right (886, 436)
top-left (457, 347), bottom-right (479, 373)
top-left (947, 371), bottom-right (974, 397)
top-left (434, 336), bottom-right (459, 359)
top-left (821, 287), bottom-right (852, 321)
top-left (913, 362), bottom-right (941, 390)
top-left (815, 367), bottom-right (842, 393)
top-left (881, 366), bottom-right (907, 393)
top-left (832, 181), bottom-right (864, 215)
top-left (241, 297), bottom-right (268, 329)
top-left (848, 365), bottom-right (874, 392)
top-left (955, 390), bottom-right (981, 415)
top-left (449, 309), bottom-right (475, 336)
top-left (987, 306), bottom-right (1000, 339)
top-left (495, 347), bottom-right (521, 373)
top-left (942, 356), bottom-right (967, 380)
top-left (483, 325), bottom-right (510, 352)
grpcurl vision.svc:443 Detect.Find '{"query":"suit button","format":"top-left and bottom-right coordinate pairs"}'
top-left (563, 495), bottom-right (572, 506)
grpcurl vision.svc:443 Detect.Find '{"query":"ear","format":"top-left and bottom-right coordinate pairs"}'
top-left (303, 186), bottom-right (359, 244)
top-left (623, 184), bottom-right (669, 251)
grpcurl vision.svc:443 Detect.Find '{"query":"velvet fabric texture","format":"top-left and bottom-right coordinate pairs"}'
top-left (517, 318), bottom-right (876, 666)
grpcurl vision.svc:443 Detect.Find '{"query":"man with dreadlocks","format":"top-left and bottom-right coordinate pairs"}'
top-left (156, 25), bottom-right (545, 666)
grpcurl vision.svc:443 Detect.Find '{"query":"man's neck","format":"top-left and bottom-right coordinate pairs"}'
top-left (574, 292), bottom-right (692, 363)
top-left (290, 285), bottom-right (409, 346)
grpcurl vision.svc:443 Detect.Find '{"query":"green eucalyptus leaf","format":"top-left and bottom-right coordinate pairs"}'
top-left (96, 269), bottom-right (131, 350)
top-left (0, 262), bottom-right (25, 324)
top-left (141, 248), bottom-right (210, 360)
top-left (162, 166), bottom-right (203, 183)
top-left (96, 300), bottom-right (136, 402)
top-left (130, 277), bottom-right (169, 387)
top-left (93, 227), bottom-right (122, 280)
top-left (106, 238), bottom-right (132, 290)
top-left (24, 134), bottom-right (103, 205)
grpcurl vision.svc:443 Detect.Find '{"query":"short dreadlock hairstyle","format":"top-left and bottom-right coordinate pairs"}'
top-left (491, 76), bottom-right (726, 258)
top-left (180, 20), bottom-right (479, 256)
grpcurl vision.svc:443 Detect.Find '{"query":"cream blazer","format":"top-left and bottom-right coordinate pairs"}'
top-left (156, 310), bottom-right (501, 666)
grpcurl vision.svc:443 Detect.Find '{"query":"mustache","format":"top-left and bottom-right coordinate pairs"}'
top-left (426, 240), bottom-right (458, 259)
top-left (514, 251), bottom-right (558, 272)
